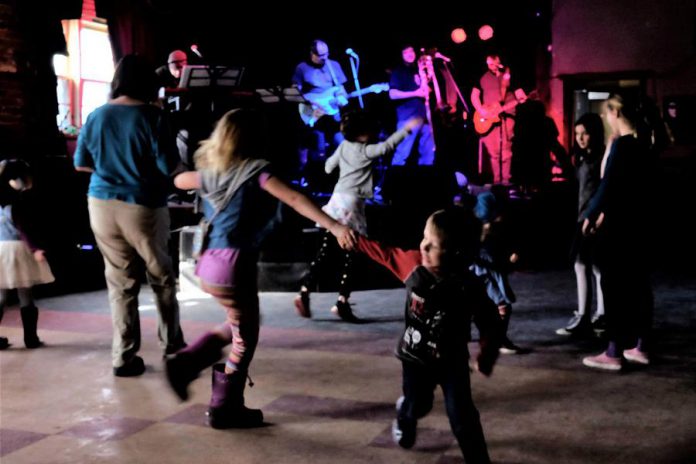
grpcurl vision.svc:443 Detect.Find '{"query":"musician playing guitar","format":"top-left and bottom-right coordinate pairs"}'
top-left (292, 39), bottom-right (349, 165)
top-left (298, 83), bottom-right (389, 128)
top-left (471, 54), bottom-right (519, 185)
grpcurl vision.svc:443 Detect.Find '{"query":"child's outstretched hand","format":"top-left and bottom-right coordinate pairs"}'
top-left (404, 117), bottom-right (424, 133)
top-left (473, 357), bottom-right (495, 377)
top-left (582, 213), bottom-right (605, 236)
top-left (331, 224), bottom-right (357, 251)
top-left (33, 250), bottom-right (46, 262)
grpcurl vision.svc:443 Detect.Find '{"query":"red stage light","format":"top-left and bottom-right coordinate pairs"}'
top-left (451, 28), bottom-right (467, 44)
top-left (478, 25), bottom-right (494, 41)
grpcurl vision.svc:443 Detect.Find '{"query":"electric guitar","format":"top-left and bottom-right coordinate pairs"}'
top-left (473, 89), bottom-right (538, 135)
top-left (299, 83), bottom-right (389, 127)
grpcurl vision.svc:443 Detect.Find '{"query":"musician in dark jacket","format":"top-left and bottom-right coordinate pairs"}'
top-left (388, 44), bottom-right (435, 166)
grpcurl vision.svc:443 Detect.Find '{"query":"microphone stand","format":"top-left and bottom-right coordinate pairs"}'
top-left (439, 60), bottom-right (470, 115)
top-left (191, 49), bottom-right (217, 115)
top-left (498, 67), bottom-right (510, 185)
top-left (348, 55), bottom-right (364, 109)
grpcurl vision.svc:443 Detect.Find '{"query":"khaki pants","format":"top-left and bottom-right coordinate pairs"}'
top-left (88, 198), bottom-right (184, 367)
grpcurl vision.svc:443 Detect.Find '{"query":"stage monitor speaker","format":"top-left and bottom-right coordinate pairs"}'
top-left (382, 165), bottom-right (456, 210)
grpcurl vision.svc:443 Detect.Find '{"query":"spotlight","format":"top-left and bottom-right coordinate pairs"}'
top-left (451, 28), bottom-right (467, 44)
top-left (478, 25), bottom-right (494, 41)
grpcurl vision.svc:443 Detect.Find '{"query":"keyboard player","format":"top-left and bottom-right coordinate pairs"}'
top-left (156, 50), bottom-right (188, 90)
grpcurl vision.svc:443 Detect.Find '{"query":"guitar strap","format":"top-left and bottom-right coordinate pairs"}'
top-left (498, 72), bottom-right (509, 104)
top-left (326, 61), bottom-right (339, 87)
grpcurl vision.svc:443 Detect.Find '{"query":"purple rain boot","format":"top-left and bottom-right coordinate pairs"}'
top-left (165, 331), bottom-right (226, 401)
top-left (207, 364), bottom-right (263, 429)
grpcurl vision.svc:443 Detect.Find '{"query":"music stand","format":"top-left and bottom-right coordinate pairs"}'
top-left (179, 65), bottom-right (244, 89)
top-left (253, 86), bottom-right (307, 104)
top-left (178, 65), bottom-right (245, 115)
top-left (255, 88), bottom-right (280, 104)
top-left (281, 87), bottom-right (305, 103)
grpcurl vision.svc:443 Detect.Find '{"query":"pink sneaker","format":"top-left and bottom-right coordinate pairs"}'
top-left (623, 347), bottom-right (649, 365)
top-left (582, 352), bottom-right (622, 371)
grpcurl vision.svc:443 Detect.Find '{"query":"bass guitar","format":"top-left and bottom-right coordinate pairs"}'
top-left (473, 89), bottom-right (537, 135)
top-left (299, 83), bottom-right (389, 127)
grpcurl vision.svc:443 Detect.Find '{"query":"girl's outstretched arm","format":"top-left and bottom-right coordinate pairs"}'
top-left (262, 175), bottom-right (357, 250)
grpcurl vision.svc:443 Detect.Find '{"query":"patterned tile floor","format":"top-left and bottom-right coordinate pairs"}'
top-left (1, 270), bottom-right (696, 463)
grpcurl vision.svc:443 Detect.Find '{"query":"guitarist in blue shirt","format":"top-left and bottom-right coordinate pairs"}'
top-left (292, 39), bottom-right (348, 174)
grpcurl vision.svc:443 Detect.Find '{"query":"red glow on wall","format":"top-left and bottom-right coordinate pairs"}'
top-left (478, 25), bottom-right (494, 41)
top-left (82, 0), bottom-right (97, 22)
top-left (451, 28), bottom-right (467, 44)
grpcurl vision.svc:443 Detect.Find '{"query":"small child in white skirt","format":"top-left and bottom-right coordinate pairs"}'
top-left (294, 111), bottom-right (422, 321)
top-left (0, 159), bottom-right (54, 349)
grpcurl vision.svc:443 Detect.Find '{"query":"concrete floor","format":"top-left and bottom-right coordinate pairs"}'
top-left (1, 270), bottom-right (695, 463)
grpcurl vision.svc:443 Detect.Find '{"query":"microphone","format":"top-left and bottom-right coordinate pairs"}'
top-left (345, 48), bottom-right (359, 59)
top-left (497, 64), bottom-right (505, 70)
top-left (190, 44), bottom-right (203, 58)
top-left (434, 51), bottom-right (451, 63)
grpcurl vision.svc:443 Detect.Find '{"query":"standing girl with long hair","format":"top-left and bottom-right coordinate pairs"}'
top-left (582, 94), bottom-right (658, 371)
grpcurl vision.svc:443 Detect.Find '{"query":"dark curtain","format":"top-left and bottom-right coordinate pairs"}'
top-left (95, 0), bottom-right (158, 65)
top-left (57, 0), bottom-right (84, 19)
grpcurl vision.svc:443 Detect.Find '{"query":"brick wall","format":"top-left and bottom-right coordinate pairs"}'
top-left (0, 0), bottom-right (26, 157)
top-left (82, 0), bottom-right (96, 22)
top-left (0, 1), bottom-right (68, 160)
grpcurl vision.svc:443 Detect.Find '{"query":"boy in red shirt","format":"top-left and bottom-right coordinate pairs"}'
top-left (355, 208), bottom-right (502, 463)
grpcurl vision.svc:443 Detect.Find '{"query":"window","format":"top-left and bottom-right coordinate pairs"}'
top-left (54, 54), bottom-right (73, 133)
top-left (78, 25), bottom-right (113, 125)
top-left (54, 18), bottom-right (114, 133)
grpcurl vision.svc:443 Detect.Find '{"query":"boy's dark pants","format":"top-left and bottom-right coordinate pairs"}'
top-left (399, 358), bottom-right (491, 464)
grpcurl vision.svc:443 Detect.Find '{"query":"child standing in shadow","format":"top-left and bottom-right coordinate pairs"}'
top-left (0, 159), bottom-right (54, 349)
top-left (470, 186), bottom-right (524, 354)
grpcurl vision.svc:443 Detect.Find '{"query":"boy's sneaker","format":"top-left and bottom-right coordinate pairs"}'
top-left (582, 352), bottom-right (622, 371)
top-left (623, 347), bottom-right (649, 365)
top-left (591, 314), bottom-right (607, 335)
top-left (556, 312), bottom-right (591, 336)
top-left (391, 418), bottom-right (416, 449)
top-left (331, 300), bottom-right (359, 323)
top-left (395, 395), bottom-right (405, 412)
top-left (294, 291), bottom-right (311, 318)
top-left (499, 338), bottom-right (525, 355)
